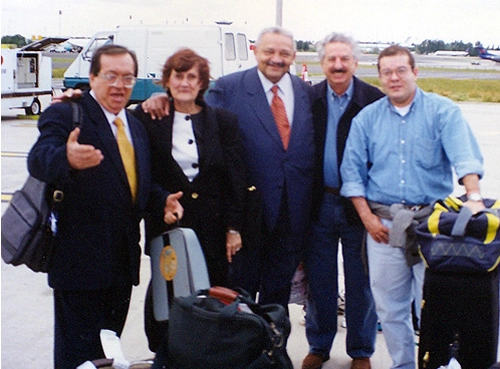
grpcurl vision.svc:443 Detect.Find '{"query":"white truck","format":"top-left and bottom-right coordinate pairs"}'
top-left (1, 37), bottom-right (68, 115)
top-left (64, 23), bottom-right (256, 104)
top-left (1, 48), bottom-right (53, 115)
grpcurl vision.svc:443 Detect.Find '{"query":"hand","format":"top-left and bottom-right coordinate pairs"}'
top-left (163, 191), bottom-right (183, 224)
top-left (226, 232), bottom-right (242, 263)
top-left (362, 213), bottom-right (390, 244)
top-left (142, 93), bottom-right (170, 120)
top-left (463, 199), bottom-right (485, 214)
top-left (52, 88), bottom-right (83, 104)
top-left (66, 127), bottom-right (104, 169)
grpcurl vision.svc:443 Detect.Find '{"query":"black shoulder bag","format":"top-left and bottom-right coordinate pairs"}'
top-left (152, 286), bottom-right (293, 369)
top-left (1, 102), bottom-right (82, 273)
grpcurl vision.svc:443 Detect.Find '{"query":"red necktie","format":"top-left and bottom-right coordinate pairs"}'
top-left (271, 85), bottom-right (291, 150)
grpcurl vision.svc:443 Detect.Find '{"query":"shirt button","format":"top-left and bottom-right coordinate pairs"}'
top-left (401, 179), bottom-right (405, 184)
top-left (402, 159), bottom-right (406, 164)
top-left (191, 192), bottom-right (199, 199)
top-left (402, 120), bottom-right (406, 124)
top-left (188, 139), bottom-right (194, 144)
top-left (401, 140), bottom-right (405, 144)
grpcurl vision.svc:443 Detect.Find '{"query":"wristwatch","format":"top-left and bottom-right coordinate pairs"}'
top-left (467, 192), bottom-right (482, 202)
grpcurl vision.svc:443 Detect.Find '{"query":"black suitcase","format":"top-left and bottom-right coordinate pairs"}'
top-left (418, 268), bottom-right (499, 369)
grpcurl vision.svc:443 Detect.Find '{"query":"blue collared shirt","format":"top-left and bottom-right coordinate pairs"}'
top-left (324, 81), bottom-right (353, 188)
top-left (340, 88), bottom-right (484, 205)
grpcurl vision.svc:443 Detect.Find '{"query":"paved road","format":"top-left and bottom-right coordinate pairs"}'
top-left (2, 102), bottom-right (499, 368)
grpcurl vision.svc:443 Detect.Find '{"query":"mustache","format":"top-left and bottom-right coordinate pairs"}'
top-left (330, 68), bottom-right (347, 74)
top-left (267, 61), bottom-right (286, 68)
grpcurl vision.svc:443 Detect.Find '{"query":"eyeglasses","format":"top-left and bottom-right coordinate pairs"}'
top-left (99, 73), bottom-right (137, 88)
top-left (380, 67), bottom-right (411, 79)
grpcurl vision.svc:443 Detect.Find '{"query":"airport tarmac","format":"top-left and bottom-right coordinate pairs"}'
top-left (295, 52), bottom-right (500, 82)
top-left (2, 102), bottom-right (500, 368)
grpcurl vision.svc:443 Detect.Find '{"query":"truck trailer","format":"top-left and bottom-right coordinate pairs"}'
top-left (1, 48), bottom-right (52, 115)
top-left (63, 23), bottom-right (256, 104)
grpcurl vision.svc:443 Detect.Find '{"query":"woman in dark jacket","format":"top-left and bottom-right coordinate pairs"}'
top-left (134, 48), bottom-right (246, 286)
top-left (134, 48), bottom-right (246, 353)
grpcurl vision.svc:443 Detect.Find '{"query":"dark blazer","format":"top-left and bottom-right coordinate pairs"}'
top-left (207, 67), bottom-right (315, 234)
top-left (27, 92), bottom-right (151, 290)
top-left (311, 77), bottom-right (385, 221)
top-left (133, 102), bottom-right (246, 263)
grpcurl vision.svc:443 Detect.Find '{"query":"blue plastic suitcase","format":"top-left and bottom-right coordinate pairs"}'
top-left (149, 228), bottom-right (211, 321)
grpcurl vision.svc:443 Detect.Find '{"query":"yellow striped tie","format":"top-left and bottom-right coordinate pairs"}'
top-left (113, 117), bottom-right (137, 202)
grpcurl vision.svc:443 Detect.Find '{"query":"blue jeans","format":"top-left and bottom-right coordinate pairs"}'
top-left (305, 193), bottom-right (377, 358)
top-left (367, 218), bottom-right (425, 369)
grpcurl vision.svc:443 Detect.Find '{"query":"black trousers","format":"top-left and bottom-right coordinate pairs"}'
top-left (229, 190), bottom-right (304, 311)
top-left (53, 282), bottom-right (133, 369)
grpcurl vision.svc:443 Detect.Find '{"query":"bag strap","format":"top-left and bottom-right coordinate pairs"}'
top-left (50, 103), bottom-right (83, 208)
top-left (451, 206), bottom-right (473, 237)
top-left (70, 101), bottom-right (83, 128)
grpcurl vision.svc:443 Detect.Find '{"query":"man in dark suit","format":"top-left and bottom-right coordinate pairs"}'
top-left (27, 45), bottom-right (182, 369)
top-left (302, 33), bottom-right (385, 369)
top-left (140, 27), bottom-right (314, 308)
top-left (205, 27), bottom-right (315, 308)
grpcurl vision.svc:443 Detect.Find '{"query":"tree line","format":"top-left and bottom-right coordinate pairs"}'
top-left (2, 34), bottom-right (497, 55)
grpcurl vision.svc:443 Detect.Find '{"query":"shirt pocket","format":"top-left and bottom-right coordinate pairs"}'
top-left (414, 137), bottom-right (442, 169)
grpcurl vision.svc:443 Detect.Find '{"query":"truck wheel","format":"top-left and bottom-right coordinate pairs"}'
top-left (25, 99), bottom-right (41, 115)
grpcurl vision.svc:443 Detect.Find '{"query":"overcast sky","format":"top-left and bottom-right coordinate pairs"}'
top-left (2, 0), bottom-right (499, 47)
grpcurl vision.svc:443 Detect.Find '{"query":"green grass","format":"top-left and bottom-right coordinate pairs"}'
top-left (52, 68), bottom-right (66, 78)
top-left (360, 77), bottom-right (500, 103)
top-left (50, 57), bottom-right (72, 64)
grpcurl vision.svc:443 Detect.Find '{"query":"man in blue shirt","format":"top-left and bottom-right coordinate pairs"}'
top-left (302, 33), bottom-right (383, 369)
top-left (340, 45), bottom-right (484, 369)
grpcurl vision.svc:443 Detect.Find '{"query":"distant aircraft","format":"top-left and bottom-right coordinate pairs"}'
top-left (475, 46), bottom-right (500, 63)
top-left (433, 50), bottom-right (469, 57)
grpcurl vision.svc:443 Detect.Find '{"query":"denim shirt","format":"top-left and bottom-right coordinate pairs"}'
top-left (323, 81), bottom-right (353, 188)
top-left (340, 88), bottom-right (484, 205)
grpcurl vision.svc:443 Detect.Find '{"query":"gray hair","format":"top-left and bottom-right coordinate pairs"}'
top-left (255, 26), bottom-right (296, 51)
top-left (316, 32), bottom-right (361, 61)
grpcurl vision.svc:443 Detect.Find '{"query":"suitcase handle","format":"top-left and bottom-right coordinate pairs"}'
top-left (209, 286), bottom-right (239, 305)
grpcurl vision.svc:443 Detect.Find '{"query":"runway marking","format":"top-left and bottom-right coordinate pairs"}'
top-left (1, 194), bottom-right (13, 202)
top-left (1, 151), bottom-right (28, 158)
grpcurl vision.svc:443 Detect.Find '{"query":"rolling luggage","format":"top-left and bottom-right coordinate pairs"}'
top-left (416, 196), bottom-right (500, 369)
top-left (149, 227), bottom-right (210, 321)
top-left (418, 268), bottom-right (499, 369)
top-left (145, 228), bottom-right (211, 351)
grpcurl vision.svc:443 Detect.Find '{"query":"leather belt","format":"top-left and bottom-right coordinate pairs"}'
top-left (324, 186), bottom-right (340, 195)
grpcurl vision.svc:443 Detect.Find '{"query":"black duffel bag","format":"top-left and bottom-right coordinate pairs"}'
top-left (152, 286), bottom-right (293, 369)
